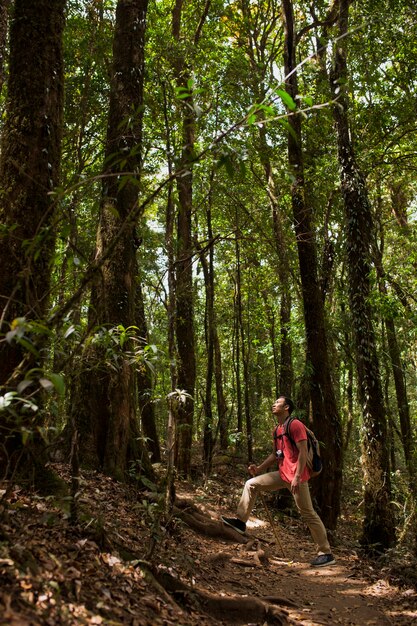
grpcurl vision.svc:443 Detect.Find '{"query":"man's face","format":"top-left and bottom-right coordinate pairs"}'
top-left (272, 397), bottom-right (288, 418)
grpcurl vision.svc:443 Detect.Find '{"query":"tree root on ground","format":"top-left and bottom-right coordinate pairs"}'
top-left (149, 566), bottom-right (296, 625)
top-left (208, 546), bottom-right (271, 568)
top-left (173, 498), bottom-right (249, 543)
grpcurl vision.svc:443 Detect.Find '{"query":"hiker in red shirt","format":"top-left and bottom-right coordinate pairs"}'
top-left (222, 395), bottom-right (335, 567)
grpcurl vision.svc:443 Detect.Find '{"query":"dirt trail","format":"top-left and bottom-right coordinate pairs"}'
top-left (174, 471), bottom-right (417, 626)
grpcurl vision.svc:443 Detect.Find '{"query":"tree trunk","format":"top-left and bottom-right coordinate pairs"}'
top-left (171, 0), bottom-right (211, 475)
top-left (233, 284), bottom-right (243, 440)
top-left (198, 240), bottom-right (215, 476)
top-left (330, 0), bottom-right (395, 550)
top-left (162, 79), bottom-right (177, 507)
top-left (214, 324), bottom-right (229, 451)
top-left (282, 0), bottom-right (343, 530)
top-left (73, 0), bottom-right (153, 481)
top-left (373, 214), bottom-right (414, 482)
top-left (234, 227), bottom-right (253, 461)
top-left (173, 133), bottom-right (196, 475)
top-left (136, 278), bottom-right (161, 463)
top-left (240, 289), bottom-right (252, 463)
top-left (0, 0), bottom-right (65, 480)
top-left (0, 0), bottom-right (11, 94)
top-left (0, 0), bottom-right (65, 386)
top-left (257, 126), bottom-right (294, 396)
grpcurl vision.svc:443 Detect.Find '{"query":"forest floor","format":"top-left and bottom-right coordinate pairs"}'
top-left (1, 460), bottom-right (417, 626)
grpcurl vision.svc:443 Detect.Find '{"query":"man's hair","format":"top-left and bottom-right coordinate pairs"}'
top-left (278, 395), bottom-right (294, 415)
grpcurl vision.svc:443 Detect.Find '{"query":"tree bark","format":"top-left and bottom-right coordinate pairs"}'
top-left (330, 0), bottom-right (395, 549)
top-left (171, 0), bottom-right (211, 475)
top-left (0, 0), bottom-right (65, 479)
top-left (373, 212), bottom-right (414, 483)
top-left (282, 0), bottom-right (343, 530)
top-left (0, 0), bottom-right (65, 386)
top-left (136, 278), bottom-right (161, 463)
top-left (233, 254), bottom-right (244, 441)
top-left (0, 0), bottom-right (11, 95)
top-left (260, 131), bottom-right (294, 396)
top-left (73, 0), bottom-right (153, 481)
top-left (214, 323), bottom-right (229, 451)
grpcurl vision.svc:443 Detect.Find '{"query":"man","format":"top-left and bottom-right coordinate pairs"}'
top-left (222, 395), bottom-right (335, 567)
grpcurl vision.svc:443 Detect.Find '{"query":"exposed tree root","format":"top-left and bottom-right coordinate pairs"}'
top-left (208, 546), bottom-right (270, 567)
top-left (152, 567), bottom-right (296, 625)
top-left (173, 498), bottom-right (249, 543)
top-left (173, 496), bottom-right (275, 547)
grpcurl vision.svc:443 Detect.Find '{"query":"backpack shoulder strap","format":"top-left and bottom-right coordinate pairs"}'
top-left (283, 416), bottom-right (296, 448)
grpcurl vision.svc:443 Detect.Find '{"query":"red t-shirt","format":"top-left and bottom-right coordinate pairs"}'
top-left (275, 418), bottom-right (310, 483)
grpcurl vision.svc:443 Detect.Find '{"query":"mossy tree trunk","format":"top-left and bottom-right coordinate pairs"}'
top-left (72, 0), bottom-right (153, 481)
top-left (0, 0), bottom-right (65, 479)
top-left (330, 0), bottom-right (395, 550)
top-left (136, 278), bottom-right (161, 463)
top-left (0, 0), bottom-right (65, 387)
top-left (170, 0), bottom-right (211, 475)
top-left (0, 0), bottom-right (11, 94)
top-left (282, 0), bottom-right (343, 530)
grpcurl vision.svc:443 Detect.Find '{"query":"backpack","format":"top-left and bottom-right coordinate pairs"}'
top-left (274, 416), bottom-right (323, 478)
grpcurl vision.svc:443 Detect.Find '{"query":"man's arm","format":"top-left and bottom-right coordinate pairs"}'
top-left (248, 452), bottom-right (276, 476)
top-left (291, 439), bottom-right (308, 493)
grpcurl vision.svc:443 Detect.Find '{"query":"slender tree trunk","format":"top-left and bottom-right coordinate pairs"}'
top-left (171, 0), bottom-right (200, 476)
top-left (197, 239), bottom-right (215, 475)
top-left (136, 278), bottom-right (161, 463)
top-left (214, 325), bottom-right (229, 451)
top-left (72, 0), bottom-right (153, 481)
top-left (282, 0), bottom-right (343, 530)
top-left (240, 292), bottom-right (252, 463)
top-left (343, 344), bottom-right (354, 452)
top-left (161, 79), bottom-right (178, 508)
top-left (257, 125), bottom-right (293, 396)
top-left (165, 178), bottom-right (177, 505)
top-left (0, 0), bottom-right (11, 95)
top-left (263, 293), bottom-right (279, 399)
top-left (232, 243), bottom-right (243, 440)
top-left (330, 0), bottom-right (395, 549)
top-left (373, 218), bottom-right (414, 482)
top-left (0, 0), bottom-right (65, 480)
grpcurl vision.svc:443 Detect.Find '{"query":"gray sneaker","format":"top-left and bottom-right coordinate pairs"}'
top-left (310, 553), bottom-right (336, 567)
top-left (221, 516), bottom-right (246, 535)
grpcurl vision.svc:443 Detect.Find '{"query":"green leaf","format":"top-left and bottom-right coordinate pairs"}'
top-left (17, 337), bottom-right (40, 358)
top-left (21, 428), bottom-right (32, 445)
top-left (48, 373), bottom-right (65, 396)
top-left (276, 89), bottom-right (297, 111)
top-left (140, 476), bottom-right (158, 491)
